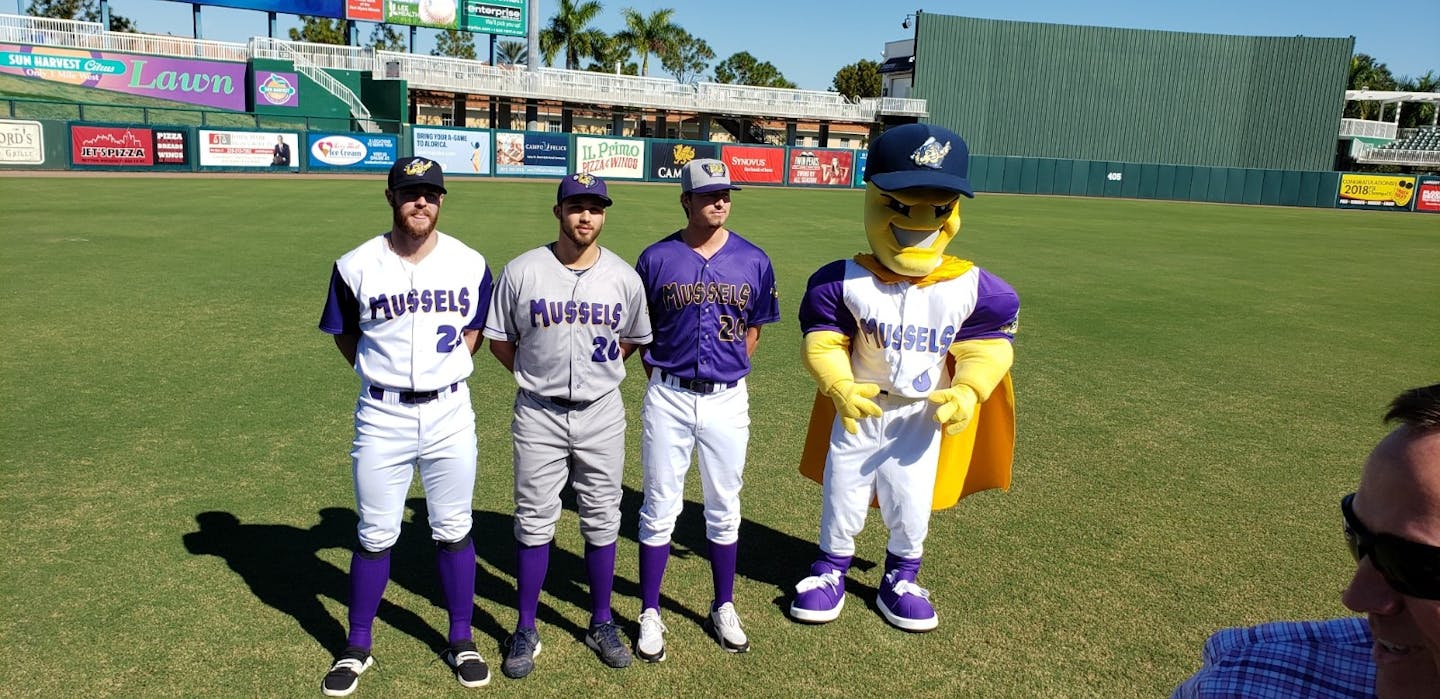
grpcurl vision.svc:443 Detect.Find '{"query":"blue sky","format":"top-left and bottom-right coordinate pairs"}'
top-left (24, 0), bottom-right (1440, 91)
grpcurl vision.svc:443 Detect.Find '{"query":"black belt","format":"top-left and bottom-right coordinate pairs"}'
top-left (660, 371), bottom-right (738, 394)
top-left (523, 389), bottom-right (593, 410)
top-left (368, 382), bottom-right (460, 404)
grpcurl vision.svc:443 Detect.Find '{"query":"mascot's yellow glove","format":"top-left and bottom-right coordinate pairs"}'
top-left (928, 338), bottom-right (1014, 436)
top-left (804, 330), bottom-right (882, 434)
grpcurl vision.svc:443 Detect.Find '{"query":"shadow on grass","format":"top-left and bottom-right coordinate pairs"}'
top-left (181, 483), bottom-right (873, 656)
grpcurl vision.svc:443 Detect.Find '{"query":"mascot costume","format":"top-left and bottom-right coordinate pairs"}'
top-left (790, 123), bottom-right (1019, 632)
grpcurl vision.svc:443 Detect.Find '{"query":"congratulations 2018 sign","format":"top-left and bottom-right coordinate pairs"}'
top-left (1, 44), bottom-right (246, 111)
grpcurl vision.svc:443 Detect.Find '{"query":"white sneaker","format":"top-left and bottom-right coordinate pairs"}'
top-left (635, 607), bottom-right (668, 662)
top-left (706, 602), bottom-right (750, 653)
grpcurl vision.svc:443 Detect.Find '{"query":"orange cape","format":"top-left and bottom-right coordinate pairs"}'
top-left (799, 372), bottom-right (1015, 510)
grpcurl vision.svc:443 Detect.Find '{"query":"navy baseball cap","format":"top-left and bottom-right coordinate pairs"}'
top-left (864, 123), bottom-right (973, 197)
top-left (556, 172), bottom-right (613, 206)
top-left (681, 159), bottom-right (742, 195)
top-left (388, 156), bottom-right (446, 193)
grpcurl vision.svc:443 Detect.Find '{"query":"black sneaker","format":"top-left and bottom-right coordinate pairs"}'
top-left (441, 640), bottom-right (491, 688)
top-left (322, 646), bottom-right (374, 697)
top-left (584, 620), bottom-right (633, 668)
top-left (501, 628), bottom-right (542, 679)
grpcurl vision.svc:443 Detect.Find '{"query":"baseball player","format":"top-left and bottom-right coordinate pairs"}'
top-left (317, 157), bottom-right (494, 695)
top-left (483, 173), bottom-right (652, 679)
top-left (790, 123), bottom-right (1019, 632)
top-left (632, 159), bottom-right (780, 661)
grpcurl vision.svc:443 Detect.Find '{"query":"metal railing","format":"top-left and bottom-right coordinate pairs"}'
top-left (266, 40), bottom-right (380, 133)
top-left (251, 37), bottom-right (373, 72)
top-left (0, 14), bottom-right (247, 62)
top-left (1339, 118), bottom-right (1397, 140)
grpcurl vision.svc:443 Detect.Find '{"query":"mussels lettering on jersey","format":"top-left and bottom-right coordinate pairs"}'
top-left (528, 298), bottom-right (624, 330)
top-left (659, 281), bottom-right (752, 312)
top-left (859, 318), bottom-right (956, 353)
top-left (367, 287), bottom-right (472, 320)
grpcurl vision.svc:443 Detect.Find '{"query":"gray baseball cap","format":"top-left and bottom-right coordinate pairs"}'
top-left (680, 159), bottom-right (742, 195)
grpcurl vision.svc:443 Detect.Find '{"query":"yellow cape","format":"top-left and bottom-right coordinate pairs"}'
top-left (799, 372), bottom-right (1015, 510)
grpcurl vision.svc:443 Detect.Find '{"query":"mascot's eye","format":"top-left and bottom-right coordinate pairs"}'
top-left (933, 202), bottom-right (956, 218)
top-left (885, 198), bottom-right (912, 216)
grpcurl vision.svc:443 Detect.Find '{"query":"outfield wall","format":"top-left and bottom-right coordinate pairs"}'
top-left (3, 117), bottom-right (1434, 213)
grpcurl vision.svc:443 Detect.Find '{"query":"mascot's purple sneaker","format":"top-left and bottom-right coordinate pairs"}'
top-left (789, 553), bottom-right (851, 623)
top-left (877, 554), bottom-right (938, 632)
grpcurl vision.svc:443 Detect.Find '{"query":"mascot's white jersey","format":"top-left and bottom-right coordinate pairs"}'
top-left (799, 259), bottom-right (1018, 399)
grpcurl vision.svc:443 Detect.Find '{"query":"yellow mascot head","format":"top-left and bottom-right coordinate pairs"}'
top-left (863, 123), bottom-right (974, 277)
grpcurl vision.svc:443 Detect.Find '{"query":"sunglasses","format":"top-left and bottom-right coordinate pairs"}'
top-left (1342, 492), bottom-right (1440, 600)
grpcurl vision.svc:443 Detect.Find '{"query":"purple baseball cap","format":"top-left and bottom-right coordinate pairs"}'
top-left (863, 123), bottom-right (973, 197)
top-left (557, 172), bottom-right (613, 206)
top-left (388, 156), bottom-right (446, 193)
top-left (681, 159), bottom-right (742, 195)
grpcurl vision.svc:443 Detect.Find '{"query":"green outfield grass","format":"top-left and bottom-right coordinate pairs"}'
top-left (1, 176), bottom-right (1436, 697)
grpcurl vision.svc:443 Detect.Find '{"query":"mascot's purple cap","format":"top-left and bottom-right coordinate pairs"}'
top-left (864, 123), bottom-right (973, 198)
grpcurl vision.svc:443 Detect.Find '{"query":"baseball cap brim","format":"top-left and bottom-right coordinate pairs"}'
top-left (869, 170), bottom-right (972, 197)
top-left (560, 192), bottom-right (613, 207)
top-left (687, 183), bottom-right (743, 194)
top-left (393, 182), bottom-right (447, 194)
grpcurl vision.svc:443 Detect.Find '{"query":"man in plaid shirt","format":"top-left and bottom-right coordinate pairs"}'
top-left (1175, 384), bottom-right (1440, 699)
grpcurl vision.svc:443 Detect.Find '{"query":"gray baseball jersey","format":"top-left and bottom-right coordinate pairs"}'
top-left (483, 243), bottom-right (652, 545)
top-left (483, 244), bottom-right (652, 401)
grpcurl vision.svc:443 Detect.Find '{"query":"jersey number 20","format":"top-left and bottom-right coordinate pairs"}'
top-left (591, 336), bottom-right (621, 362)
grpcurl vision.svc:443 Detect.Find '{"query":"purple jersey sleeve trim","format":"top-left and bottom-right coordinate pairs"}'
top-left (466, 266), bottom-right (494, 332)
top-left (956, 268), bottom-right (1019, 342)
top-left (748, 256), bottom-right (782, 327)
top-left (318, 264), bottom-right (359, 335)
top-left (798, 260), bottom-right (856, 336)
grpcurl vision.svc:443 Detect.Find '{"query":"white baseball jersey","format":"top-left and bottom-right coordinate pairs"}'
top-left (483, 244), bottom-right (652, 402)
top-left (320, 231), bottom-right (493, 391)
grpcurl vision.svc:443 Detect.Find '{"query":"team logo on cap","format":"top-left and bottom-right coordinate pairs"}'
top-left (404, 158), bottom-right (437, 176)
top-left (910, 137), bottom-right (951, 170)
top-left (573, 172), bottom-right (597, 188)
top-left (702, 161), bottom-right (727, 177)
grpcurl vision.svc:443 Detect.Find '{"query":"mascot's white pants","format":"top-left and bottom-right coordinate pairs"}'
top-left (819, 393), bottom-right (940, 559)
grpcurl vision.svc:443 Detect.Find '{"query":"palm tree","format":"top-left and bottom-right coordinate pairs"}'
top-left (615, 7), bottom-right (680, 77)
top-left (496, 40), bottom-right (527, 66)
top-left (539, 0), bottom-right (607, 70)
top-left (1346, 54), bottom-right (1396, 121)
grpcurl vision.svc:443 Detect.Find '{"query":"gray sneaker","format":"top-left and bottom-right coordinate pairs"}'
top-left (706, 602), bottom-right (750, 653)
top-left (501, 628), bottom-right (542, 679)
top-left (585, 620), bottom-right (633, 668)
top-left (635, 608), bottom-right (667, 663)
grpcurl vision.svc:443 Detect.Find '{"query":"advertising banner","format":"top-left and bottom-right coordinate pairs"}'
top-left (197, 0), bottom-right (343, 18)
top-left (1, 44), bottom-right (247, 111)
top-left (254, 71), bottom-right (300, 108)
top-left (575, 136), bottom-right (644, 179)
top-left (720, 144), bottom-right (784, 185)
top-left (647, 141), bottom-right (718, 181)
top-left (382, 0), bottom-right (460, 29)
top-left (199, 130), bottom-right (300, 169)
top-left (69, 125), bottom-right (190, 167)
top-left (413, 127), bottom-right (491, 175)
top-left (1416, 176), bottom-right (1440, 214)
top-left (1336, 173), bottom-right (1417, 210)
top-left (0, 119), bottom-right (44, 165)
top-left (307, 133), bottom-right (398, 170)
top-left (345, 0), bottom-right (383, 20)
top-left (495, 131), bottom-right (567, 176)
top-left (853, 149), bottom-right (868, 188)
top-left (463, 0), bottom-right (526, 36)
top-left (71, 125), bottom-right (153, 166)
top-left (788, 149), bottom-right (855, 187)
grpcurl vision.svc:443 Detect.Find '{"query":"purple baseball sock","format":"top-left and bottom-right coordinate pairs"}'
top-left (638, 542), bottom-right (669, 611)
top-left (435, 538), bottom-right (475, 644)
top-left (708, 540), bottom-right (738, 609)
top-left (515, 541), bottom-right (550, 630)
top-left (346, 549), bottom-right (391, 650)
top-left (584, 541), bottom-right (617, 625)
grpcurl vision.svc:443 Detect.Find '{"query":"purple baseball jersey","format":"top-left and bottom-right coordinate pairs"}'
top-left (635, 230), bottom-right (781, 384)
